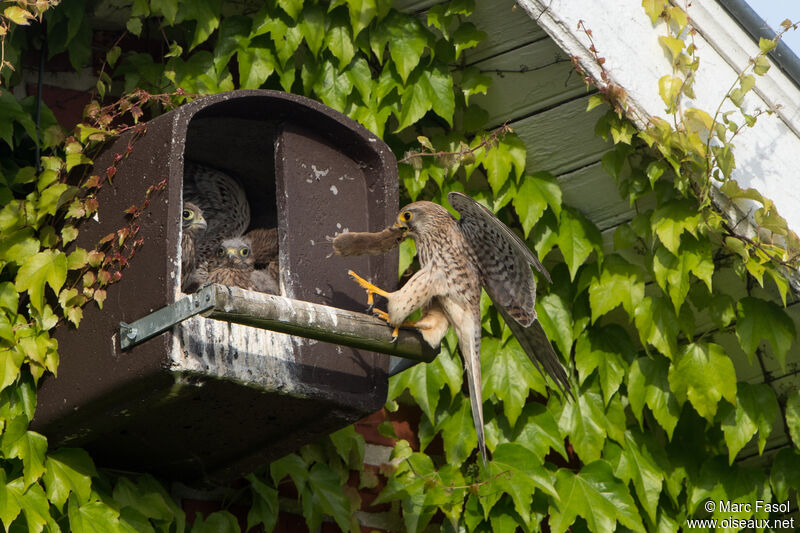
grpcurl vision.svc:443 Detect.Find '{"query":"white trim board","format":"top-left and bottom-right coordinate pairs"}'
top-left (515, 0), bottom-right (800, 234)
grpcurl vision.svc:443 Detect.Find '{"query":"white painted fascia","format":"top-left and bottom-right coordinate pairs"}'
top-left (515, 0), bottom-right (800, 235)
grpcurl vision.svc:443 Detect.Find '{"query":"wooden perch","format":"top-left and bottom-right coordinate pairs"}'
top-left (121, 284), bottom-right (437, 364)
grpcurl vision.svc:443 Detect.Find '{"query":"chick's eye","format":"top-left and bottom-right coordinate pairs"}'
top-left (183, 209), bottom-right (193, 220)
top-left (402, 211), bottom-right (412, 222)
top-left (240, 248), bottom-right (250, 257)
top-left (216, 248), bottom-right (225, 257)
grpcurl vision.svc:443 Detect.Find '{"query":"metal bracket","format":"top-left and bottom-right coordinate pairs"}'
top-left (120, 285), bottom-right (216, 350)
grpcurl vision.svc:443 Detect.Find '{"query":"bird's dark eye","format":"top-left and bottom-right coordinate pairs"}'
top-left (183, 209), bottom-right (193, 220)
top-left (240, 247), bottom-right (250, 257)
top-left (402, 211), bottom-right (412, 222)
top-left (216, 247), bottom-right (225, 257)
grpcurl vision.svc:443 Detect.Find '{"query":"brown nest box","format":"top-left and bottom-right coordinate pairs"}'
top-left (33, 90), bottom-right (405, 481)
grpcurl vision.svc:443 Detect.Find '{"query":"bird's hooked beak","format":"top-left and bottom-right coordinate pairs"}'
top-left (193, 215), bottom-right (208, 231)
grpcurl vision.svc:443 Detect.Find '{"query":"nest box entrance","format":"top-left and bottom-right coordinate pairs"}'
top-left (33, 90), bottom-right (403, 481)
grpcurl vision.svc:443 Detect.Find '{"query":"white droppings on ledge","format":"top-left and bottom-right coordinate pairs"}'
top-left (330, 184), bottom-right (338, 195)
top-left (311, 165), bottom-right (329, 181)
top-left (309, 239), bottom-right (315, 246)
top-left (336, 222), bottom-right (341, 229)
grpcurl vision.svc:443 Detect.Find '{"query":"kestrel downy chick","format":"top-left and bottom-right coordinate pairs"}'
top-left (205, 237), bottom-right (279, 294)
top-left (349, 192), bottom-right (570, 465)
top-left (183, 162), bottom-right (251, 261)
top-left (181, 202), bottom-right (207, 292)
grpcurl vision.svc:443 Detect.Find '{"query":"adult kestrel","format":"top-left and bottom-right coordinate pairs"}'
top-left (349, 192), bottom-right (571, 465)
top-left (202, 236), bottom-right (279, 294)
top-left (181, 202), bottom-right (207, 292)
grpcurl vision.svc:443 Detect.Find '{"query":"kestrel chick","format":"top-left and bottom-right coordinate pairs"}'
top-left (349, 192), bottom-right (570, 465)
top-left (181, 202), bottom-right (207, 292)
top-left (205, 237), bottom-right (279, 294)
top-left (244, 227), bottom-right (279, 268)
top-left (183, 162), bottom-right (251, 261)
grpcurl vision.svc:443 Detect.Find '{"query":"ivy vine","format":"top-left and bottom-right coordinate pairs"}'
top-left (0, 0), bottom-right (798, 532)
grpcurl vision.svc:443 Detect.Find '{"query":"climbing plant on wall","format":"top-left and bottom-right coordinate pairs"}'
top-left (0, 0), bottom-right (799, 531)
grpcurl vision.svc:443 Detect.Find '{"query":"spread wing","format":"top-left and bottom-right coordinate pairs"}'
top-left (448, 191), bottom-right (549, 326)
top-left (448, 192), bottom-right (571, 397)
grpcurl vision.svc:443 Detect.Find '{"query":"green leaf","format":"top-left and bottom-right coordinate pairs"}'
top-left (301, 463), bottom-right (351, 533)
top-left (437, 393), bottom-right (478, 464)
top-left (589, 254), bottom-right (645, 322)
top-left (770, 448), bottom-right (800, 502)
top-left (299, 4), bottom-right (325, 57)
top-left (270, 453), bottom-right (309, 491)
top-left (786, 390), bottom-right (800, 448)
top-left (735, 296), bottom-right (795, 370)
top-left (389, 341), bottom-right (461, 422)
top-left (151, 0), bottom-right (178, 24)
top-left (605, 431), bottom-right (664, 523)
top-left (346, 0), bottom-right (378, 38)
top-left (179, 0), bottom-right (221, 50)
top-left (0, 228), bottom-right (39, 265)
top-left (15, 250), bottom-right (68, 313)
top-left (513, 172), bottom-right (562, 237)
top-left (575, 325), bottom-right (634, 405)
top-left (276, 0), bottom-right (302, 19)
top-left (480, 444), bottom-right (557, 526)
top-left (395, 65), bottom-right (454, 131)
top-left (628, 355), bottom-right (680, 438)
top-left (452, 22), bottom-right (485, 59)
top-left (549, 460), bottom-right (645, 532)
top-left (385, 11), bottom-right (429, 83)
top-left (68, 495), bottom-right (123, 533)
top-left (237, 45), bottom-right (275, 89)
top-left (634, 296), bottom-right (679, 359)
top-left (325, 11), bottom-right (355, 69)
top-left (651, 198), bottom-right (701, 255)
top-left (759, 37), bottom-right (777, 54)
top-left (43, 448), bottom-right (96, 509)
top-left (245, 474), bottom-right (277, 533)
top-left (558, 388), bottom-right (607, 463)
top-left (668, 342), bottom-right (737, 421)
top-left (658, 36), bottom-right (684, 62)
top-left (652, 238), bottom-right (713, 312)
top-left (4, 478), bottom-right (53, 533)
top-left (642, 0), bottom-right (666, 24)
top-left (558, 207), bottom-right (603, 280)
top-left (329, 425), bottom-right (364, 467)
top-left (4, 6), bottom-right (34, 25)
top-left (720, 382), bottom-right (777, 463)
top-left (460, 66), bottom-right (491, 105)
top-left (507, 402), bottom-right (566, 461)
top-left (1, 423), bottom-right (48, 488)
top-left (482, 336), bottom-right (546, 427)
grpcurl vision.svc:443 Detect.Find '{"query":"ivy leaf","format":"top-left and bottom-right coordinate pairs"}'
top-left (735, 296), bottom-right (795, 370)
top-left (1, 423), bottom-right (47, 488)
top-left (535, 292), bottom-right (573, 362)
top-left (4, 478), bottom-right (53, 533)
top-left (549, 460), bottom-right (645, 533)
top-left (347, 0), bottom-right (379, 38)
top-left (513, 172), bottom-right (561, 238)
top-left (605, 431), bottom-right (664, 523)
top-left (480, 444), bottom-right (557, 527)
top-left (437, 393), bottom-right (478, 465)
top-left (652, 238), bottom-right (713, 312)
top-left (276, 0), bottom-right (302, 20)
top-left (558, 388), bottom-right (607, 463)
top-left (720, 382), bottom-right (777, 464)
top-left (634, 296), bottom-right (679, 359)
top-left (452, 22), bottom-right (486, 59)
top-left (301, 463), bottom-right (351, 533)
top-left (786, 390), bottom-right (800, 448)
top-left (68, 495), bottom-right (123, 533)
top-left (395, 65), bottom-right (454, 131)
top-left (482, 336), bottom-right (546, 426)
top-left (245, 474), bottom-right (278, 533)
top-left (508, 402), bottom-right (566, 461)
top-left (151, 0), bottom-right (178, 24)
top-left (43, 448), bottom-right (96, 510)
top-left (651, 198), bottom-right (701, 255)
top-left (0, 228), bottom-right (39, 265)
top-left (575, 325), bottom-right (634, 405)
top-left (299, 4), bottom-right (325, 57)
top-left (389, 341), bottom-right (460, 422)
top-left (385, 11), bottom-right (428, 83)
top-left (269, 453), bottom-right (309, 492)
top-left (15, 250), bottom-right (67, 313)
top-left (558, 207), bottom-right (603, 280)
top-left (238, 45), bottom-right (275, 89)
top-left (668, 342), bottom-right (737, 421)
top-left (589, 254), bottom-right (645, 322)
top-left (460, 66), bottom-right (491, 105)
top-left (325, 10), bottom-right (355, 69)
top-left (179, 0), bottom-right (221, 50)
top-left (483, 133), bottom-right (526, 194)
top-left (628, 355), bottom-right (680, 438)
top-left (770, 448), bottom-right (800, 502)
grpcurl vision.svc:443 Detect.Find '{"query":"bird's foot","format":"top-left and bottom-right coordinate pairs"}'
top-left (370, 308), bottom-right (400, 342)
top-left (348, 270), bottom-right (390, 309)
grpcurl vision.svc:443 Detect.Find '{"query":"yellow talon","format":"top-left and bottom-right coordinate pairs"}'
top-left (371, 309), bottom-right (400, 341)
top-left (348, 270), bottom-right (391, 307)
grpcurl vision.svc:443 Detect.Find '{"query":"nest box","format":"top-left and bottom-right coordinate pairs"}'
top-left (33, 90), bottom-right (407, 481)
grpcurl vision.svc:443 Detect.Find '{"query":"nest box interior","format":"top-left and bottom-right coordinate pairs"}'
top-left (33, 90), bottom-right (399, 481)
